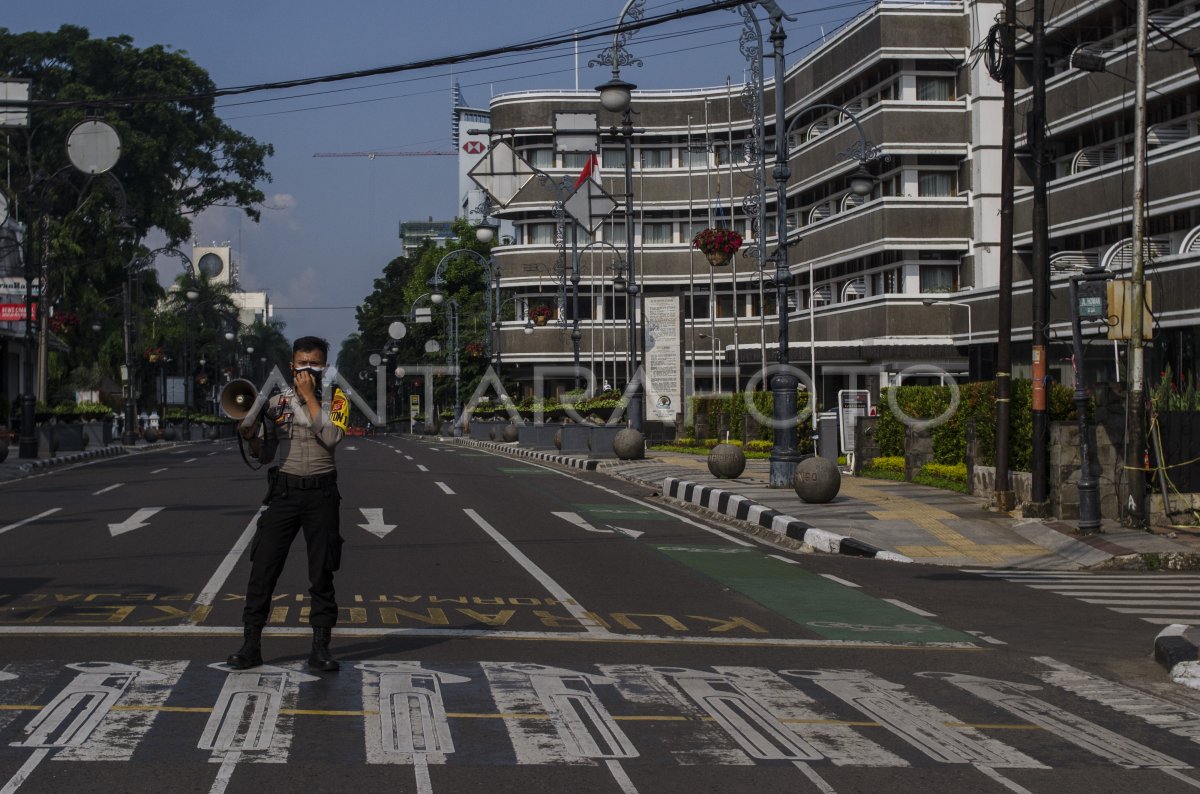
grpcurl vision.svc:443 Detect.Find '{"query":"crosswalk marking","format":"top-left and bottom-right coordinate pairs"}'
top-left (2, 658), bottom-right (1199, 789)
top-left (964, 569), bottom-right (1200, 625)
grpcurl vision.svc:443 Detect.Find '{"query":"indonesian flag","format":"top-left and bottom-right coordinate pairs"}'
top-left (573, 153), bottom-right (601, 191)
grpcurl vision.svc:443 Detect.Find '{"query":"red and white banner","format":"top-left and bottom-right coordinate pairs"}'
top-left (0, 303), bottom-right (35, 322)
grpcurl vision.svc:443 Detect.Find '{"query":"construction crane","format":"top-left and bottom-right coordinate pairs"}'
top-left (312, 151), bottom-right (456, 159)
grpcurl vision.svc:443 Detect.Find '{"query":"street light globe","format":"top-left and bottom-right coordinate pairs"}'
top-left (596, 77), bottom-right (636, 113)
top-left (431, 292), bottom-right (444, 305)
top-left (475, 225), bottom-right (495, 244)
top-left (424, 339), bottom-right (441, 354)
top-left (225, 331), bottom-right (235, 341)
top-left (523, 321), bottom-right (534, 335)
top-left (848, 166), bottom-right (875, 197)
top-left (91, 321), bottom-right (102, 332)
top-left (246, 346), bottom-right (255, 354)
top-left (186, 289), bottom-right (200, 301)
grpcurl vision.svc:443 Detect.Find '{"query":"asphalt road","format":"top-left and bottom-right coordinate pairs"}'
top-left (2, 436), bottom-right (1200, 793)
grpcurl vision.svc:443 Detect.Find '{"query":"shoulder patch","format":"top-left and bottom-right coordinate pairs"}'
top-left (330, 388), bottom-right (349, 432)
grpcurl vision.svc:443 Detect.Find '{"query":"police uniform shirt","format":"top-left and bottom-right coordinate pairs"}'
top-left (266, 386), bottom-right (349, 476)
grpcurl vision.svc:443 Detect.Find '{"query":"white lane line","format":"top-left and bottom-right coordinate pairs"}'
top-left (883, 598), bottom-right (936, 617)
top-left (184, 457), bottom-right (198, 463)
top-left (0, 623), bottom-right (983, 648)
top-left (404, 455), bottom-right (413, 460)
top-left (435, 482), bottom-right (456, 495)
top-left (416, 465), bottom-right (429, 472)
top-left (768, 554), bottom-right (800, 565)
top-left (191, 507), bottom-right (266, 619)
top-left (92, 483), bottom-right (124, 495)
top-left (1, 747), bottom-right (49, 794)
top-left (466, 446), bottom-right (753, 546)
top-left (463, 508), bottom-right (605, 635)
top-left (207, 451), bottom-right (219, 456)
top-left (0, 508), bottom-right (62, 537)
top-left (820, 573), bottom-right (862, 588)
top-left (151, 468), bottom-right (168, 474)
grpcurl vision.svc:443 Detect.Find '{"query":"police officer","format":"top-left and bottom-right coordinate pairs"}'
top-left (227, 336), bottom-right (349, 672)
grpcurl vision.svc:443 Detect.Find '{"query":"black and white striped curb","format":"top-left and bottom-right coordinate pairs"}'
top-left (17, 444), bottom-right (129, 472)
top-left (438, 437), bottom-right (613, 471)
top-left (1154, 624), bottom-right (1200, 690)
top-left (663, 476), bottom-right (912, 562)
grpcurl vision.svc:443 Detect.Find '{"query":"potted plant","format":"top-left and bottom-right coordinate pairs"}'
top-left (528, 305), bottom-right (553, 326)
top-left (692, 227), bottom-right (743, 267)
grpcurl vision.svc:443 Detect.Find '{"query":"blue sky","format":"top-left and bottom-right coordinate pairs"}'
top-left (5, 0), bottom-right (871, 348)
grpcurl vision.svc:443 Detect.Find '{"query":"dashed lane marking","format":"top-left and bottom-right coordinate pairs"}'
top-left (92, 483), bottom-right (124, 495)
top-left (0, 509), bottom-right (62, 537)
top-left (435, 482), bottom-right (456, 495)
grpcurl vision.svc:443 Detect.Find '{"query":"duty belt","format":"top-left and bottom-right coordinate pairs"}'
top-left (278, 470), bottom-right (337, 490)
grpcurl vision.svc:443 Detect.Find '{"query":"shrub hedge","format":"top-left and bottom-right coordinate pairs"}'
top-left (874, 379), bottom-right (1074, 470)
top-left (689, 391), bottom-right (814, 455)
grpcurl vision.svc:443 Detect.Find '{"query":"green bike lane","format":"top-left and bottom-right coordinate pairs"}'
top-left (388, 436), bottom-right (977, 650)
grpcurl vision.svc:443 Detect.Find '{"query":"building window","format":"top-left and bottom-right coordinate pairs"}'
top-left (919, 265), bottom-right (958, 293)
top-left (562, 152), bottom-right (590, 170)
top-left (642, 222), bottom-right (673, 244)
top-left (601, 148), bottom-right (626, 169)
top-left (603, 222), bottom-right (627, 244)
top-left (526, 223), bottom-right (556, 245)
top-left (681, 147), bottom-right (709, 169)
top-left (604, 295), bottom-right (628, 321)
top-left (871, 267), bottom-right (902, 295)
top-left (715, 294), bottom-right (737, 318)
top-left (684, 294), bottom-right (710, 319)
top-left (526, 148), bottom-right (553, 168)
top-left (917, 171), bottom-right (956, 197)
top-left (916, 76), bottom-right (955, 101)
top-left (640, 148), bottom-right (672, 169)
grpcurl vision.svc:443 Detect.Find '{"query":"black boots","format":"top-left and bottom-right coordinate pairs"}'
top-left (226, 624), bottom-right (264, 670)
top-left (308, 626), bottom-right (339, 672)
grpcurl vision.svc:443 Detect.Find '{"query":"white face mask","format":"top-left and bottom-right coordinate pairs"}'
top-left (293, 366), bottom-right (325, 377)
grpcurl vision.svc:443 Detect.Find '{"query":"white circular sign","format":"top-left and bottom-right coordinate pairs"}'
top-left (394, 366), bottom-right (406, 378)
top-left (388, 321), bottom-right (407, 340)
top-left (0, 192), bottom-right (8, 225)
top-left (66, 119), bottom-right (122, 175)
top-left (424, 339), bottom-right (441, 354)
top-left (368, 353), bottom-right (382, 367)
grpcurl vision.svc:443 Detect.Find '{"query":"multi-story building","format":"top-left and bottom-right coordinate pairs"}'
top-left (478, 0), bottom-right (1198, 424)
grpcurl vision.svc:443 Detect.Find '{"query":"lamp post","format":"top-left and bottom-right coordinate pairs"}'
top-left (596, 76), bottom-right (642, 432)
top-left (766, 20), bottom-right (885, 485)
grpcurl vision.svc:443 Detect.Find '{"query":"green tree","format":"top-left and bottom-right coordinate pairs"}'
top-left (1, 25), bottom-right (273, 402)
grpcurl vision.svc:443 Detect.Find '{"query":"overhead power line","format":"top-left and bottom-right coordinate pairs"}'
top-left (6, 0), bottom-right (750, 111)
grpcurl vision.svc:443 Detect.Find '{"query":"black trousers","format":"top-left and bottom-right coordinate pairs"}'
top-left (242, 474), bottom-right (343, 628)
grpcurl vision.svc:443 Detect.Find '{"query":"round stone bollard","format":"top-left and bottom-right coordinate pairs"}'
top-left (793, 455), bottom-right (841, 503)
top-left (207, 427), bottom-right (221, 441)
top-left (502, 423), bottom-right (519, 443)
top-left (707, 443), bottom-right (746, 479)
top-left (0, 437), bottom-right (8, 463)
top-left (162, 425), bottom-right (177, 442)
top-left (613, 427), bottom-right (645, 460)
top-left (143, 427), bottom-right (159, 443)
top-left (554, 429), bottom-right (562, 450)
top-left (488, 425), bottom-right (497, 441)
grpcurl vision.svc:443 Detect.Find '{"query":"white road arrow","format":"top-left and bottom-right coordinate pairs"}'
top-left (358, 508), bottom-right (397, 539)
top-left (108, 508), bottom-right (165, 537)
top-left (552, 512), bottom-right (643, 540)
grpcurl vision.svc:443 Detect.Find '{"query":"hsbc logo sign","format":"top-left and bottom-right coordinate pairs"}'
top-left (462, 141), bottom-right (485, 155)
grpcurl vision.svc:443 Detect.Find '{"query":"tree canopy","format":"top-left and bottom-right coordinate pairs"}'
top-left (0, 25), bottom-right (274, 411)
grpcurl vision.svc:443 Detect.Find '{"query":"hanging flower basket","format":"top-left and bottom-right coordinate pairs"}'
top-left (692, 227), bottom-right (743, 267)
top-left (529, 305), bottom-right (553, 326)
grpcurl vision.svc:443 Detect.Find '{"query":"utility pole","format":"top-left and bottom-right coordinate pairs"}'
top-left (1125, 0), bottom-right (1150, 525)
top-left (1029, 0), bottom-right (1050, 509)
top-left (994, 0), bottom-right (1017, 512)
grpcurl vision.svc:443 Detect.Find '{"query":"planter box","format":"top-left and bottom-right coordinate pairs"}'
top-left (587, 425), bottom-right (621, 459)
top-left (54, 423), bottom-right (87, 452)
top-left (560, 423), bottom-right (591, 455)
top-left (187, 425), bottom-right (206, 441)
top-left (518, 424), bottom-right (558, 450)
top-left (469, 420), bottom-right (493, 441)
top-left (82, 420), bottom-right (113, 448)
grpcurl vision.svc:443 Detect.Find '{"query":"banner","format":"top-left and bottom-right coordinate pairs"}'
top-left (0, 303), bottom-right (35, 322)
top-left (643, 296), bottom-right (682, 423)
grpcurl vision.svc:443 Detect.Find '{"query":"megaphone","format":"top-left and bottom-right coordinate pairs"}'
top-left (220, 378), bottom-right (259, 420)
